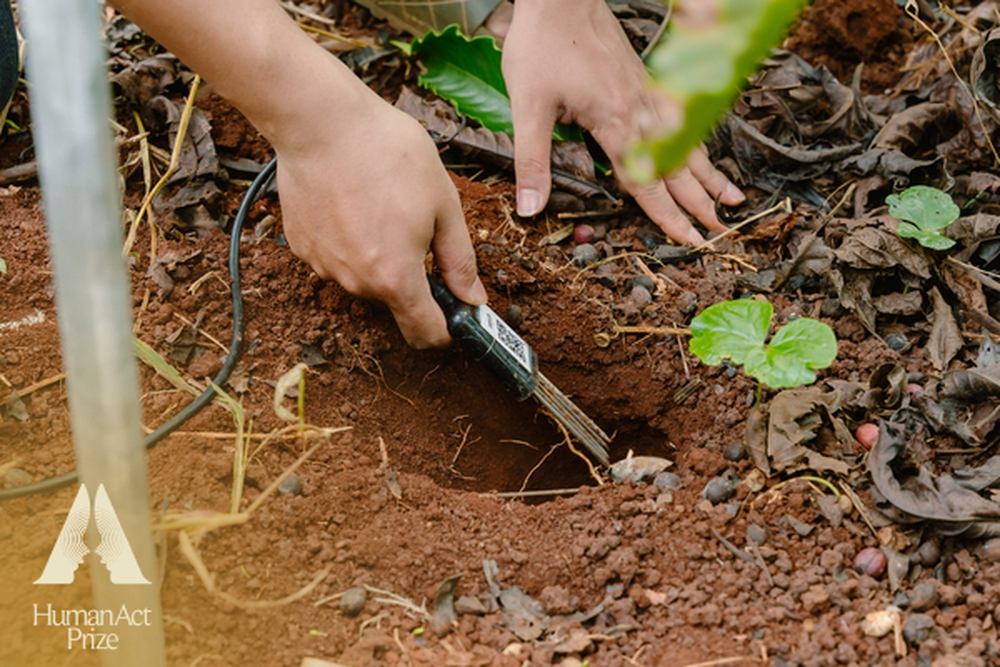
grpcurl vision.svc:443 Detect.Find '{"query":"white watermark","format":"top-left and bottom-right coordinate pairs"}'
top-left (35, 482), bottom-right (150, 585)
top-left (33, 602), bottom-right (152, 650)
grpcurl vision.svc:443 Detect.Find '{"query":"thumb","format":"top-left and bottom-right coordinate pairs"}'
top-left (510, 94), bottom-right (556, 217)
top-left (433, 191), bottom-right (488, 306)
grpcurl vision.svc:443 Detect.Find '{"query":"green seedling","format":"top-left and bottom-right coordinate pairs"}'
top-left (629, 0), bottom-right (808, 180)
top-left (689, 299), bottom-right (837, 390)
top-left (886, 185), bottom-right (959, 250)
top-left (398, 25), bottom-right (581, 142)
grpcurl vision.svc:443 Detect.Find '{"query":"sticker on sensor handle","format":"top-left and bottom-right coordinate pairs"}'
top-left (476, 305), bottom-right (533, 371)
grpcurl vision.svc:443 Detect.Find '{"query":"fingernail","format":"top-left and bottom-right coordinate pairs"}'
top-left (517, 188), bottom-right (544, 217)
top-left (470, 276), bottom-right (488, 304)
top-left (725, 182), bottom-right (746, 204)
top-left (687, 228), bottom-right (706, 246)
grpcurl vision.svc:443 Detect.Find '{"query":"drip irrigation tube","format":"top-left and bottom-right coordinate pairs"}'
top-left (0, 157), bottom-right (278, 501)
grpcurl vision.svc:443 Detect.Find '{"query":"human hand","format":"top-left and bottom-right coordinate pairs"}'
top-left (274, 86), bottom-right (486, 349)
top-left (500, 0), bottom-right (745, 245)
top-left (111, 0), bottom-right (486, 348)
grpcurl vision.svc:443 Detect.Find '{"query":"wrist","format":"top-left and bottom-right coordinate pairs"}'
top-left (239, 45), bottom-right (382, 157)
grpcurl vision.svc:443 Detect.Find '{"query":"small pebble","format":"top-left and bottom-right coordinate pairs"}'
top-left (885, 332), bottom-right (910, 352)
top-left (428, 609), bottom-right (453, 637)
top-left (676, 291), bottom-right (698, 315)
top-left (722, 359), bottom-right (738, 379)
top-left (572, 243), bottom-right (600, 267)
top-left (631, 275), bottom-right (655, 292)
top-left (746, 524), bottom-right (768, 545)
top-left (903, 613), bottom-right (936, 645)
top-left (455, 595), bottom-right (488, 616)
top-left (860, 609), bottom-right (897, 638)
top-left (909, 582), bottom-right (939, 612)
top-left (339, 587), bottom-right (367, 617)
top-left (891, 590), bottom-right (910, 610)
top-left (723, 442), bottom-right (746, 462)
top-left (278, 473), bottom-right (302, 496)
top-left (702, 474), bottom-right (737, 505)
top-left (743, 468), bottom-right (766, 493)
top-left (635, 227), bottom-right (660, 250)
top-left (628, 285), bottom-right (652, 309)
top-left (608, 456), bottom-right (672, 484)
top-left (982, 538), bottom-right (1000, 563)
top-left (505, 304), bottom-right (523, 329)
top-left (655, 491), bottom-right (673, 506)
top-left (916, 539), bottom-right (940, 566)
top-left (654, 472), bottom-right (684, 491)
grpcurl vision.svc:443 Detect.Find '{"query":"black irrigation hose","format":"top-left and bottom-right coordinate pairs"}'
top-left (0, 157), bottom-right (278, 501)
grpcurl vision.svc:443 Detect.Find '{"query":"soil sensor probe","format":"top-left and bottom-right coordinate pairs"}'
top-left (429, 276), bottom-right (611, 466)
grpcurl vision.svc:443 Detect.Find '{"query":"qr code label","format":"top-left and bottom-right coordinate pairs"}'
top-left (477, 305), bottom-right (533, 371)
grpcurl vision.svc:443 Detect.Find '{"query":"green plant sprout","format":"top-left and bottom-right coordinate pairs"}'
top-left (886, 185), bottom-right (959, 250)
top-left (0, 257), bottom-right (6, 274)
top-left (689, 299), bottom-right (837, 390)
top-left (628, 0), bottom-right (808, 180)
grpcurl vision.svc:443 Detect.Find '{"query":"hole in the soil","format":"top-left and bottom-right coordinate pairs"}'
top-left (364, 340), bottom-right (630, 496)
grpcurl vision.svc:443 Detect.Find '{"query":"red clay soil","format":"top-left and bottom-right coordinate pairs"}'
top-left (4, 3), bottom-right (1000, 667)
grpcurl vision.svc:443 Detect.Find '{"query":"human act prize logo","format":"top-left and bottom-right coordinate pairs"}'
top-left (35, 482), bottom-right (150, 585)
top-left (31, 483), bottom-right (154, 651)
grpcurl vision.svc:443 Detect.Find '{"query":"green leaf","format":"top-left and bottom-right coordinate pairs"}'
top-left (895, 222), bottom-right (956, 250)
top-left (887, 185), bottom-right (959, 250)
top-left (0, 257), bottom-right (6, 275)
top-left (628, 0), bottom-right (808, 179)
top-left (407, 24), bottom-right (512, 134)
top-left (689, 299), bottom-right (771, 367)
top-left (887, 185), bottom-right (959, 231)
top-left (751, 317), bottom-right (838, 388)
top-left (689, 299), bottom-right (838, 389)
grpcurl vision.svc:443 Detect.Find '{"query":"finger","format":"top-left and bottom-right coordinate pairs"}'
top-left (382, 265), bottom-right (453, 349)
top-left (688, 146), bottom-right (745, 206)
top-left (509, 92), bottom-right (557, 216)
top-left (629, 178), bottom-right (705, 246)
top-left (663, 166), bottom-right (728, 235)
top-left (432, 186), bottom-right (487, 306)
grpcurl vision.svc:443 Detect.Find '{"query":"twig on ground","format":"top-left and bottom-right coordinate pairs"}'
top-left (123, 74), bottom-right (202, 260)
top-left (358, 612), bottom-right (389, 639)
top-left (680, 657), bottom-right (764, 667)
top-left (746, 540), bottom-right (774, 589)
top-left (172, 311), bottom-right (229, 354)
top-left (711, 528), bottom-right (756, 565)
top-left (483, 487), bottom-right (581, 499)
top-left (176, 529), bottom-right (329, 609)
top-left (836, 478), bottom-right (880, 539)
top-left (11, 372), bottom-right (65, 398)
top-left (312, 590), bottom-right (347, 607)
top-left (0, 161), bottom-right (37, 184)
top-left (694, 198), bottom-right (792, 253)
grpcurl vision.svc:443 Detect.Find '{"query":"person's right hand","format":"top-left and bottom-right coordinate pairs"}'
top-left (274, 87), bottom-right (487, 349)
top-left (112, 0), bottom-right (486, 349)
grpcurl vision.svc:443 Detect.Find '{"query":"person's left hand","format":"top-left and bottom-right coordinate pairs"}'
top-left (499, 0), bottom-right (744, 246)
